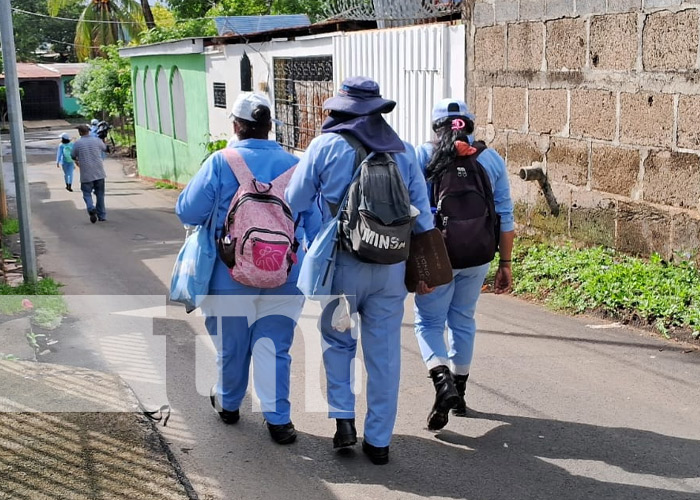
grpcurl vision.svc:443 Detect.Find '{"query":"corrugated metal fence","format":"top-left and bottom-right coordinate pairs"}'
top-left (333, 23), bottom-right (462, 147)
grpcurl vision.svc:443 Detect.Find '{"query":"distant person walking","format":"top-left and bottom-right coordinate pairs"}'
top-left (72, 124), bottom-right (107, 223)
top-left (56, 132), bottom-right (75, 192)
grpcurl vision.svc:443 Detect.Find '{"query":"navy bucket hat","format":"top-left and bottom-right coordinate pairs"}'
top-left (323, 76), bottom-right (396, 116)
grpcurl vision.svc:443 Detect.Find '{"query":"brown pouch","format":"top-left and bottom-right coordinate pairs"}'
top-left (405, 228), bottom-right (454, 292)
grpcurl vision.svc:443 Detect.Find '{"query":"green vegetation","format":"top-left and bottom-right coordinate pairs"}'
top-left (154, 181), bottom-right (179, 190)
top-left (72, 45), bottom-right (133, 147)
top-left (2, 218), bottom-right (20, 236)
top-left (492, 239), bottom-right (700, 341)
top-left (0, 278), bottom-right (67, 331)
top-left (48, 0), bottom-right (146, 60)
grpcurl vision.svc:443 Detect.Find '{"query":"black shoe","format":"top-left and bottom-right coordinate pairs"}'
top-left (267, 422), bottom-right (297, 445)
top-left (452, 373), bottom-right (469, 417)
top-left (89, 209), bottom-right (97, 224)
top-left (66, 184), bottom-right (73, 192)
top-left (333, 418), bottom-right (357, 448)
top-left (427, 365), bottom-right (460, 431)
top-left (98, 218), bottom-right (107, 222)
top-left (362, 439), bottom-right (389, 465)
top-left (209, 386), bottom-right (239, 424)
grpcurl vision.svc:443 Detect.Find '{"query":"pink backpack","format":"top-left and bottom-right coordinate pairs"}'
top-left (217, 148), bottom-right (298, 289)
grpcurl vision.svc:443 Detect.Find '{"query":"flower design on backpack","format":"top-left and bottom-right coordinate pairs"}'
top-left (252, 240), bottom-right (287, 271)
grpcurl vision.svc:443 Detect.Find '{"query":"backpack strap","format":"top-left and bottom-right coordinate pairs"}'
top-left (328, 132), bottom-right (369, 217)
top-left (221, 148), bottom-right (254, 187)
top-left (270, 163), bottom-right (297, 188)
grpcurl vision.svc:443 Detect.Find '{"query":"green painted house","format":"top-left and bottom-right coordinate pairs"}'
top-left (120, 40), bottom-right (210, 185)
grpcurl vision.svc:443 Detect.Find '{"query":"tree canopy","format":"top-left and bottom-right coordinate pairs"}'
top-left (11, 0), bottom-right (84, 62)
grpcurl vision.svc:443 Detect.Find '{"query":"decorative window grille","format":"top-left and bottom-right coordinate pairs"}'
top-left (273, 56), bottom-right (333, 152)
top-left (213, 82), bottom-right (227, 109)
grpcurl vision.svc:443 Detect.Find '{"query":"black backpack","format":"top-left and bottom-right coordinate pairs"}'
top-left (337, 133), bottom-right (414, 265)
top-left (433, 141), bottom-right (500, 269)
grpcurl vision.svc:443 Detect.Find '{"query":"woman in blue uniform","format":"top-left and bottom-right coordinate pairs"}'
top-left (176, 93), bottom-right (319, 444)
top-left (414, 98), bottom-right (515, 430)
top-left (286, 77), bottom-right (434, 464)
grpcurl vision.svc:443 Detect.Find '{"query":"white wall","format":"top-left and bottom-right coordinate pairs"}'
top-left (205, 36), bottom-right (335, 141)
top-left (203, 23), bottom-right (466, 148)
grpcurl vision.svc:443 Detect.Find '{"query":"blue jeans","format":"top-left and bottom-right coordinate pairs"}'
top-left (61, 163), bottom-right (74, 185)
top-left (81, 178), bottom-right (106, 220)
top-left (414, 263), bottom-right (491, 376)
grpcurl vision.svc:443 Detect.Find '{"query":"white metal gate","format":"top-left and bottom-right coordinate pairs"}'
top-left (333, 23), bottom-right (465, 147)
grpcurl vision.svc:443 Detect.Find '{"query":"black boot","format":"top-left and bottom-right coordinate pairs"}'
top-left (267, 422), bottom-right (297, 445)
top-left (362, 439), bottom-right (389, 465)
top-left (427, 365), bottom-right (460, 431)
top-left (333, 418), bottom-right (357, 448)
top-left (66, 183), bottom-right (73, 192)
top-left (209, 385), bottom-right (240, 424)
top-left (452, 373), bottom-right (469, 416)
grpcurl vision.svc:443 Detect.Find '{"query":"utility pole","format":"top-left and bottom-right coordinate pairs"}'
top-left (0, 0), bottom-right (38, 283)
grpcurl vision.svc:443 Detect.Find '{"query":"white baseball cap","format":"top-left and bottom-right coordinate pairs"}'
top-left (59, 133), bottom-right (70, 140)
top-left (229, 92), bottom-right (281, 125)
top-left (90, 119), bottom-right (99, 126)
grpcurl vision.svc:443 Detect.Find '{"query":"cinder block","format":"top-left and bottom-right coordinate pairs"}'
top-left (678, 95), bottom-right (700, 149)
top-left (620, 92), bottom-right (674, 147)
top-left (643, 9), bottom-right (699, 71)
top-left (546, 18), bottom-right (587, 70)
top-left (507, 22), bottom-right (545, 71)
top-left (607, 0), bottom-right (643, 12)
top-left (570, 89), bottom-right (617, 140)
top-left (643, 151), bottom-right (700, 209)
top-left (474, 3), bottom-right (495, 27)
top-left (495, 0), bottom-right (519, 23)
top-left (644, 0), bottom-right (682, 8)
top-left (590, 13), bottom-right (639, 70)
top-left (617, 201), bottom-right (672, 258)
top-left (519, 0), bottom-right (545, 21)
top-left (576, 0), bottom-right (607, 16)
top-left (571, 191), bottom-right (616, 247)
top-left (492, 86), bottom-right (527, 131)
top-left (475, 26), bottom-right (506, 72)
top-left (507, 132), bottom-right (545, 173)
top-left (547, 137), bottom-right (589, 186)
top-left (489, 131), bottom-right (508, 159)
top-left (591, 145), bottom-right (640, 196)
top-left (528, 89), bottom-right (568, 134)
top-left (474, 87), bottom-right (491, 127)
top-left (672, 212), bottom-right (700, 263)
top-left (545, 0), bottom-right (575, 19)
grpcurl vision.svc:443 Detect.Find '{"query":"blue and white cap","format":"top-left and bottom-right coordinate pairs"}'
top-left (59, 132), bottom-right (70, 140)
top-left (431, 98), bottom-right (474, 123)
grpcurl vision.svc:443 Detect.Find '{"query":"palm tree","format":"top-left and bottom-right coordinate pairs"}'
top-left (48, 0), bottom-right (146, 60)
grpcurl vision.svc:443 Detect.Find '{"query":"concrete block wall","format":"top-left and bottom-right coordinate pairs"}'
top-left (468, 0), bottom-right (700, 259)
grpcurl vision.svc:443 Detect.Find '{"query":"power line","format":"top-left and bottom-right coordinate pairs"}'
top-left (11, 6), bottom-right (216, 25)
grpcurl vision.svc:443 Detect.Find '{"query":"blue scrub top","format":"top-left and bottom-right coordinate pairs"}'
top-left (176, 138), bottom-right (321, 291)
top-left (415, 142), bottom-right (515, 233)
top-left (285, 132), bottom-right (434, 234)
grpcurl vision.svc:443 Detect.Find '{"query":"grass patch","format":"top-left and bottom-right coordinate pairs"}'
top-left (2, 218), bottom-right (19, 236)
top-left (154, 181), bottom-right (179, 190)
top-left (0, 278), bottom-right (67, 330)
top-left (490, 239), bottom-right (700, 341)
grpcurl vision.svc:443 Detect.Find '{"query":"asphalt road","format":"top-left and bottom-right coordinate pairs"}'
top-left (7, 129), bottom-right (700, 499)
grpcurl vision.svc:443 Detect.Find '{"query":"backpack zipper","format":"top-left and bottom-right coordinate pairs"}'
top-left (240, 228), bottom-right (292, 254)
top-left (228, 193), bottom-right (293, 221)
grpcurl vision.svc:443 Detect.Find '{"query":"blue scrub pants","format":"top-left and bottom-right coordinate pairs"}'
top-left (204, 281), bottom-right (304, 426)
top-left (81, 178), bottom-right (106, 220)
top-left (321, 252), bottom-right (407, 448)
top-left (61, 163), bottom-right (74, 186)
top-left (414, 263), bottom-right (490, 376)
